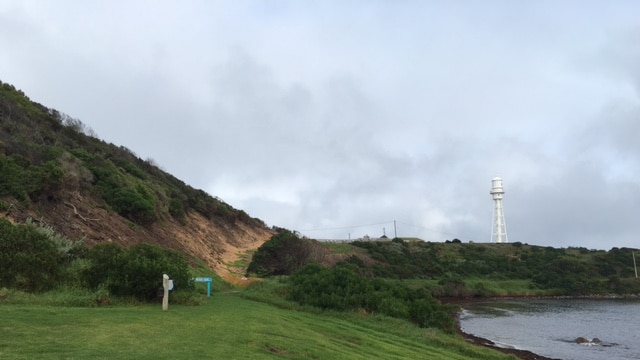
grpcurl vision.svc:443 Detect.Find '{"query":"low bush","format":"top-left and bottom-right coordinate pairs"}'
top-left (247, 230), bottom-right (323, 276)
top-left (84, 242), bottom-right (194, 300)
top-left (0, 218), bottom-right (63, 292)
top-left (288, 264), bottom-right (457, 333)
top-left (0, 155), bottom-right (64, 202)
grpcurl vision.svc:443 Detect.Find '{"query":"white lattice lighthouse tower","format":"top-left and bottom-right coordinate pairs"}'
top-left (490, 177), bottom-right (508, 243)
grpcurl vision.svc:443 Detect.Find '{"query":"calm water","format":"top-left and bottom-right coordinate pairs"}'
top-left (459, 299), bottom-right (640, 360)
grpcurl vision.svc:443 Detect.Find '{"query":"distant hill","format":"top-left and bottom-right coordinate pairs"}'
top-left (0, 80), bottom-right (274, 280)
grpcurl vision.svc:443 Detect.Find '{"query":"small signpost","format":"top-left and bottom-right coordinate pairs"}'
top-left (193, 277), bottom-right (213, 297)
top-left (162, 274), bottom-right (170, 311)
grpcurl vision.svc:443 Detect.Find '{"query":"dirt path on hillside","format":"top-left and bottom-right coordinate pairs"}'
top-left (148, 212), bottom-right (273, 285)
top-left (172, 213), bottom-right (273, 285)
top-left (215, 236), bottom-right (265, 285)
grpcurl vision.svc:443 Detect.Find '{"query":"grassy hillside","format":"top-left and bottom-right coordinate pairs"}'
top-left (249, 234), bottom-right (640, 297)
top-left (0, 80), bottom-right (273, 278)
top-left (344, 240), bottom-right (640, 295)
top-left (0, 292), bottom-right (515, 360)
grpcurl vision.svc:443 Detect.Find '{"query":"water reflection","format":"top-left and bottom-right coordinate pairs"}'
top-left (459, 299), bottom-right (640, 360)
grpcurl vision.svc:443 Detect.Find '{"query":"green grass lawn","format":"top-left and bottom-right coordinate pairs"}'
top-left (0, 292), bottom-right (517, 360)
top-left (464, 278), bottom-right (548, 296)
top-left (323, 242), bottom-right (354, 254)
top-left (402, 278), bottom-right (551, 297)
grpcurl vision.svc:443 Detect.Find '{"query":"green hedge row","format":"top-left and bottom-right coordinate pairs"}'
top-left (0, 218), bottom-right (193, 300)
top-left (288, 263), bottom-right (457, 333)
top-left (85, 242), bottom-right (193, 300)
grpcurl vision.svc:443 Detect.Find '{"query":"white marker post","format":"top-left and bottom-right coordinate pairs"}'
top-left (162, 274), bottom-right (170, 311)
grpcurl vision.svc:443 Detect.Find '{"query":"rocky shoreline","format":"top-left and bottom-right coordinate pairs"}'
top-left (456, 325), bottom-right (561, 360)
top-left (451, 298), bottom-right (562, 360)
top-left (449, 293), bottom-right (640, 359)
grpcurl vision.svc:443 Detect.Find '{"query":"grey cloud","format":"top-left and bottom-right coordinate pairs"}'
top-left (2, 1), bottom-right (640, 249)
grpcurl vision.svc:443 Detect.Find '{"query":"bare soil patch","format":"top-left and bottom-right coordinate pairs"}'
top-left (3, 195), bottom-right (274, 283)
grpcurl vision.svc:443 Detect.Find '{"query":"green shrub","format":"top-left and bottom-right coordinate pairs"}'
top-left (69, 147), bottom-right (93, 162)
top-left (107, 185), bottom-right (157, 224)
top-left (0, 155), bottom-right (31, 201)
top-left (0, 218), bottom-right (63, 292)
top-left (0, 155), bottom-right (64, 201)
top-left (168, 198), bottom-right (186, 222)
top-left (83, 242), bottom-right (124, 290)
top-left (288, 264), bottom-right (456, 333)
top-left (113, 158), bottom-right (147, 179)
top-left (84, 242), bottom-right (194, 301)
top-left (87, 158), bottom-right (158, 224)
top-left (247, 230), bottom-right (318, 276)
top-left (28, 219), bottom-right (85, 261)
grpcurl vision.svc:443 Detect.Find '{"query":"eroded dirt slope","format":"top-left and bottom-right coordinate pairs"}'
top-left (3, 193), bottom-right (274, 282)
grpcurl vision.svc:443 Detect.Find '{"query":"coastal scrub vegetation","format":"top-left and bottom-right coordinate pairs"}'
top-left (245, 233), bottom-right (640, 334)
top-left (84, 242), bottom-right (193, 300)
top-left (288, 263), bottom-right (457, 333)
top-left (246, 229), bottom-right (325, 276)
top-left (0, 218), bottom-right (195, 303)
top-left (247, 234), bottom-right (640, 298)
top-left (0, 80), bottom-right (260, 227)
top-left (345, 240), bottom-right (640, 296)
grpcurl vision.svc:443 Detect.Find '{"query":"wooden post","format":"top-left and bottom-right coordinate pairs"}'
top-left (162, 274), bottom-right (169, 311)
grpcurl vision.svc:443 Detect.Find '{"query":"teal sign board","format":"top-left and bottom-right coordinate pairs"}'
top-left (193, 277), bottom-right (213, 297)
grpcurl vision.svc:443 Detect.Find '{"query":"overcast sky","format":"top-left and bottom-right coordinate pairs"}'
top-left (2, 1), bottom-right (640, 249)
